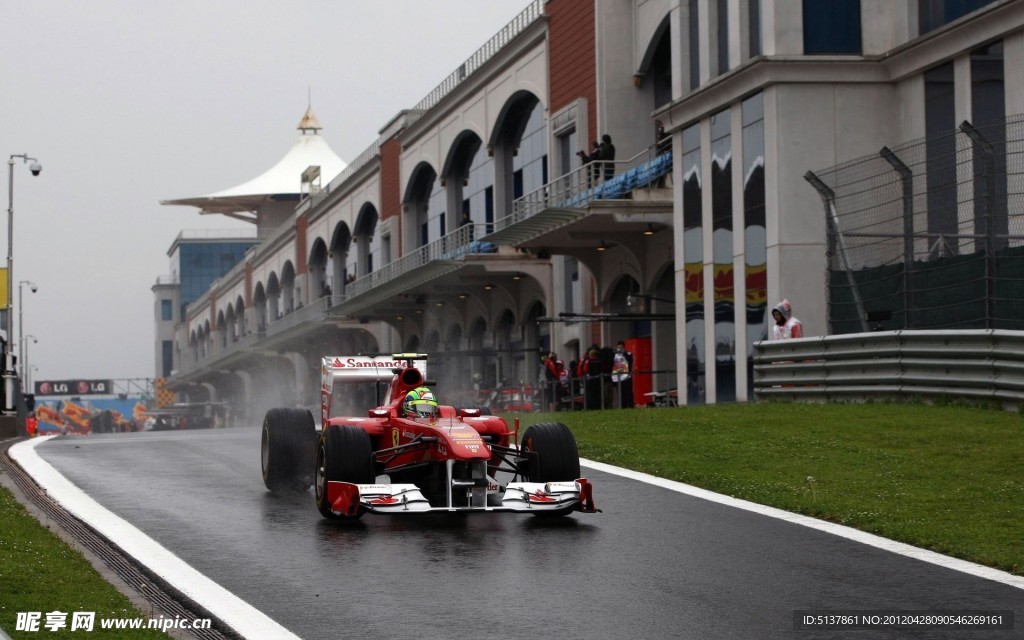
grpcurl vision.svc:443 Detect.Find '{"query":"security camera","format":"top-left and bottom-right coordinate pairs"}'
top-left (29, 162), bottom-right (41, 176)
top-left (30, 285), bottom-right (37, 293)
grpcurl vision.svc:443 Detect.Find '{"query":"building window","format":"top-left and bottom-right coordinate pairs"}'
top-left (919, 0), bottom-right (997, 34)
top-left (742, 93), bottom-right (766, 398)
top-left (562, 255), bottom-right (579, 316)
top-left (161, 340), bottom-right (173, 378)
top-left (688, 0), bottom-right (701, 90)
top-left (711, 108), bottom-right (734, 403)
top-left (651, 31), bottom-right (672, 108)
top-left (749, 0), bottom-right (762, 58)
top-left (717, 0), bottom-right (729, 76)
top-left (682, 124), bottom-right (704, 404)
top-left (971, 40), bottom-right (1006, 248)
top-left (924, 62), bottom-right (957, 249)
top-left (161, 299), bottom-right (173, 321)
top-left (485, 186), bottom-right (494, 234)
top-left (425, 174), bottom-right (445, 246)
top-left (803, 0), bottom-right (862, 54)
top-left (461, 140), bottom-right (494, 236)
top-left (558, 128), bottom-right (578, 176)
top-left (512, 102), bottom-right (548, 198)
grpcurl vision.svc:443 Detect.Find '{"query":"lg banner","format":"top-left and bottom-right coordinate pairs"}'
top-left (35, 379), bottom-right (113, 396)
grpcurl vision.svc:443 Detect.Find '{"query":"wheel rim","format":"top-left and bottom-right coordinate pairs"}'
top-left (315, 445), bottom-right (326, 500)
top-left (261, 425), bottom-right (270, 472)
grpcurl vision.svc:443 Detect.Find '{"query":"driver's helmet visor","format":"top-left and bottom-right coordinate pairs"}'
top-left (407, 400), bottom-right (439, 417)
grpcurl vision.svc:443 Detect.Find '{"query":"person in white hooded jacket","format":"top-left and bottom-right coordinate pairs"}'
top-left (771, 299), bottom-right (803, 340)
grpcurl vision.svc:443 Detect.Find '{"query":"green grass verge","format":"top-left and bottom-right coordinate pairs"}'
top-left (0, 482), bottom-right (171, 639)
top-left (516, 402), bottom-right (1024, 576)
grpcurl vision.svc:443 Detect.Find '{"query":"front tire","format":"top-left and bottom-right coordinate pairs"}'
top-left (521, 422), bottom-right (581, 482)
top-left (261, 408), bottom-right (317, 492)
top-left (520, 422), bottom-right (581, 517)
top-left (315, 425), bottom-right (374, 519)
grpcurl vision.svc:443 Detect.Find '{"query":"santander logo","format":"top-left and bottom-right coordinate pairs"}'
top-left (333, 357), bottom-right (406, 369)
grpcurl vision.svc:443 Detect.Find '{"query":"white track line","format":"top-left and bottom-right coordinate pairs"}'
top-left (581, 458), bottom-right (1024, 591)
top-left (9, 436), bottom-right (303, 640)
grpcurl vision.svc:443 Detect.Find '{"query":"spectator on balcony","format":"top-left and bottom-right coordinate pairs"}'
top-left (598, 134), bottom-right (616, 181)
top-left (577, 140), bottom-right (602, 185)
top-left (655, 120), bottom-right (670, 154)
top-left (460, 211), bottom-right (474, 242)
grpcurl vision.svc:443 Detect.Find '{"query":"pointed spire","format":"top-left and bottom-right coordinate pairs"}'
top-left (298, 103), bottom-right (322, 134)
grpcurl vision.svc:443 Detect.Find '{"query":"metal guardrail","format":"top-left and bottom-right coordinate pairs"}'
top-left (753, 330), bottom-right (1024, 406)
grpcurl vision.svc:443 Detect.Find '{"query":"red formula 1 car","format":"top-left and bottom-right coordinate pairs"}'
top-left (260, 354), bottom-right (598, 519)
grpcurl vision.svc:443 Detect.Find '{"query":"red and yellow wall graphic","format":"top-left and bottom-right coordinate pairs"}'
top-left (684, 262), bottom-right (767, 316)
top-left (33, 400), bottom-right (150, 435)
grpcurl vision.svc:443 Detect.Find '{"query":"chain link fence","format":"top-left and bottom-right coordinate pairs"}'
top-left (807, 115), bottom-right (1024, 333)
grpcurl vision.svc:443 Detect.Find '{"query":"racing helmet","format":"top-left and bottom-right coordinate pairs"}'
top-left (403, 387), bottom-right (439, 418)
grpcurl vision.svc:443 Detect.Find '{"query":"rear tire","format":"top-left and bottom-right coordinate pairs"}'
top-left (315, 425), bottom-right (374, 519)
top-left (261, 408), bottom-right (317, 492)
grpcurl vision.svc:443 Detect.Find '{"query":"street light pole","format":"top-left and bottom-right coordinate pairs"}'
top-left (6, 154), bottom-right (42, 413)
top-left (18, 280), bottom-right (36, 382)
top-left (23, 334), bottom-right (36, 394)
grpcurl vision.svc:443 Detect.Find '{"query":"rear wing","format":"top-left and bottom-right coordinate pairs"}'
top-left (320, 354), bottom-right (427, 427)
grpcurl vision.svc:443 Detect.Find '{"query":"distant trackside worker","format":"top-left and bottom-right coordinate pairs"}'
top-left (771, 299), bottom-right (803, 340)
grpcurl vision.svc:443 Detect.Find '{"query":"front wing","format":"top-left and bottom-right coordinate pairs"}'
top-left (324, 478), bottom-right (598, 516)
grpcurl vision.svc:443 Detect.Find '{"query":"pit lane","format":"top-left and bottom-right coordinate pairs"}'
top-left (20, 428), bottom-right (1024, 640)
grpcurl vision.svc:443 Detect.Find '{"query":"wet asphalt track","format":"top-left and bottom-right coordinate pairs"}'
top-left (32, 428), bottom-right (1024, 640)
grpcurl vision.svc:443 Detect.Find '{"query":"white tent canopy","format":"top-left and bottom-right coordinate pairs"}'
top-left (161, 106), bottom-right (347, 220)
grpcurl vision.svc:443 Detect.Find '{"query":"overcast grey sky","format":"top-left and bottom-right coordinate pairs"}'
top-left (1, 1), bottom-right (535, 383)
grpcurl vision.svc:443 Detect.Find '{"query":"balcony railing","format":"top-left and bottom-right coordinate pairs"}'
top-left (265, 295), bottom-right (335, 338)
top-left (411, 0), bottom-right (544, 114)
top-left (344, 223), bottom-right (497, 301)
top-left (497, 144), bottom-right (673, 233)
top-left (308, 139), bottom-right (383, 210)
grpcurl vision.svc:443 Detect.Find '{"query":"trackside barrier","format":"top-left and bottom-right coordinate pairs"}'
top-left (752, 330), bottom-right (1024, 408)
